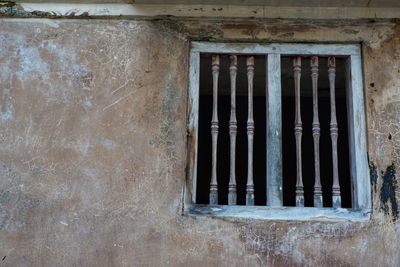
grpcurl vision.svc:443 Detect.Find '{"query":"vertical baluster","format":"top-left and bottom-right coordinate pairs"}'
top-left (328, 56), bottom-right (341, 208)
top-left (246, 56), bottom-right (255, 205)
top-left (311, 56), bottom-right (323, 207)
top-left (209, 55), bottom-right (219, 205)
top-left (228, 55), bottom-right (237, 205)
top-left (293, 57), bottom-right (304, 207)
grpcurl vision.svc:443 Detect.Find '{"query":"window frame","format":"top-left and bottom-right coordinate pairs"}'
top-left (185, 42), bottom-right (371, 221)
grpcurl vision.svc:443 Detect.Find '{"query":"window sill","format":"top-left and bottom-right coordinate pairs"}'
top-left (187, 204), bottom-right (371, 222)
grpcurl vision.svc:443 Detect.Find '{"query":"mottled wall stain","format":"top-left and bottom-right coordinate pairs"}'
top-left (0, 18), bottom-right (400, 266)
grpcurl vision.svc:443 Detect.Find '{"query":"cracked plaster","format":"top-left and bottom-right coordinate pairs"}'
top-left (0, 18), bottom-right (400, 266)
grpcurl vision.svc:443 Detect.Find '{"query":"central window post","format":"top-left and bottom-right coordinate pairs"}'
top-left (266, 53), bottom-right (283, 206)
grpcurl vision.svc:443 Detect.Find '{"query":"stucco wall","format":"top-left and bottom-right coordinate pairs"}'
top-left (0, 18), bottom-right (399, 266)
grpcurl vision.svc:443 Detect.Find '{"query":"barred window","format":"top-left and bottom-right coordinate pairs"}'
top-left (186, 43), bottom-right (371, 221)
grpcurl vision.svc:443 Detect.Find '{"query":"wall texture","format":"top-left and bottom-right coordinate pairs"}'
top-left (0, 18), bottom-right (399, 266)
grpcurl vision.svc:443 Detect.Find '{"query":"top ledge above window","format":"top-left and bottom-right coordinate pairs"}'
top-left (187, 204), bottom-right (371, 222)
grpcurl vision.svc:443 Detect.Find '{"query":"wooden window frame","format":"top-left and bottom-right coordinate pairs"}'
top-left (185, 42), bottom-right (371, 221)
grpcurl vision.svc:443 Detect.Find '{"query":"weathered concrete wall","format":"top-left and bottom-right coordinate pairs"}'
top-left (0, 18), bottom-right (400, 266)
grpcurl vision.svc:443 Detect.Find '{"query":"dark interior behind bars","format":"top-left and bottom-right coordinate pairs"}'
top-left (196, 54), bottom-right (351, 208)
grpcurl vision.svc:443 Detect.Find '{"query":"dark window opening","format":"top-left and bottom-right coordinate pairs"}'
top-left (196, 54), bottom-right (352, 208)
top-left (281, 57), bottom-right (351, 208)
top-left (196, 54), bottom-right (266, 205)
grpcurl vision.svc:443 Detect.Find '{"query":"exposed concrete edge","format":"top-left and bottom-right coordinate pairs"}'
top-left (0, 3), bottom-right (399, 19)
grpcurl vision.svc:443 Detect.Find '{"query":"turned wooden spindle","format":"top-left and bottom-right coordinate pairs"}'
top-left (311, 56), bottom-right (323, 207)
top-left (209, 55), bottom-right (220, 205)
top-left (328, 56), bottom-right (341, 208)
top-left (246, 56), bottom-right (255, 206)
top-left (293, 56), bottom-right (304, 207)
top-left (228, 55), bottom-right (238, 205)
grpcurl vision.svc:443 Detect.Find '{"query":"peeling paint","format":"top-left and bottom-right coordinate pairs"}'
top-left (0, 2), bottom-right (54, 18)
top-left (0, 88), bottom-right (14, 123)
top-left (380, 163), bottom-right (398, 220)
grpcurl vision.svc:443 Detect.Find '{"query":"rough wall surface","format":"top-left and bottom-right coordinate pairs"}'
top-left (0, 18), bottom-right (399, 266)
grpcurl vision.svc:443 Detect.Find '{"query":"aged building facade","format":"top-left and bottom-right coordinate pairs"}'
top-left (1, 1), bottom-right (400, 266)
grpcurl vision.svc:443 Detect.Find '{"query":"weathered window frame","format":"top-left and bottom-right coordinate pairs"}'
top-left (185, 42), bottom-right (371, 221)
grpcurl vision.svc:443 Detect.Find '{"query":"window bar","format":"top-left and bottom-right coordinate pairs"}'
top-left (311, 56), bottom-right (323, 208)
top-left (293, 56), bottom-right (304, 207)
top-left (246, 56), bottom-right (255, 205)
top-left (228, 55), bottom-right (238, 205)
top-left (328, 56), bottom-right (342, 208)
top-left (209, 55), bottom-right (219, 205)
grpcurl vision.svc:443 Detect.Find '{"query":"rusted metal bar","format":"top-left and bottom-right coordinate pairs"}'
top-left (246, 56), bottom-right (255, 206)
top-left (209, 55), bottom-right (219, 205)
top-left (328, 56), bottom-right (341, 208)
top-left (311, 56), bottom-right (323, 208)
top-left (228, 55), bottom-right (237, 205)
top-left (293, 56), bottom-right (304, 207)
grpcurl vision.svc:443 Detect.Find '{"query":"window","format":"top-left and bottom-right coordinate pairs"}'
top-left (186, 43), bottom-right (371, 221)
